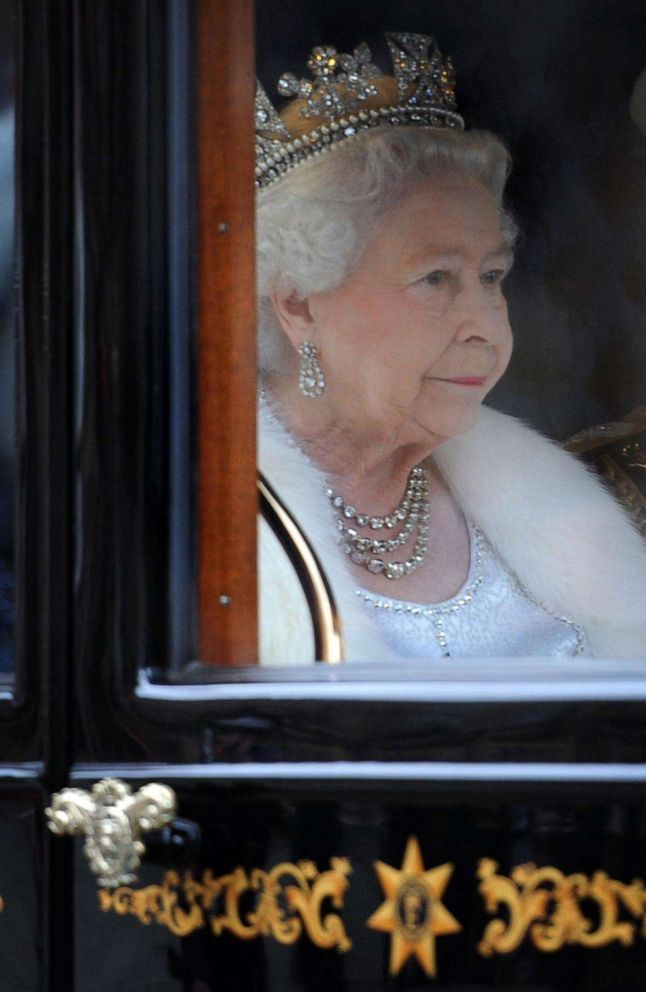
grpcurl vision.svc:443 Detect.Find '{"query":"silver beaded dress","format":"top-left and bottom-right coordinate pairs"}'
top-left (356, 521), bottom-right (591, 658)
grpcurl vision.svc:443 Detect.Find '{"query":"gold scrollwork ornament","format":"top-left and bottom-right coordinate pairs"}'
top-left (224, 858), bottom-right (352, 950)
top-left (99, 857), bottom-right (353, 952)
top-left (98, 869), bottom-right (205, 937)
top-left (477, 858), bottom-right (646, 957)
top-left (46, 778), bottom-right (177, 888)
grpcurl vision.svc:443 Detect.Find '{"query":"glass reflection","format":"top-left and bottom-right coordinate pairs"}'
top-left (0, 2), bottom-right (14, 673)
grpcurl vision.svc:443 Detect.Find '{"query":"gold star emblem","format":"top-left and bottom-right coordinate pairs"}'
top-left (367, 836), bottom-right (461, 978)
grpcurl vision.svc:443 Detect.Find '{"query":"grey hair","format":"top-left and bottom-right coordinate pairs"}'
top-left (256, 126), bottom-right (516, 375)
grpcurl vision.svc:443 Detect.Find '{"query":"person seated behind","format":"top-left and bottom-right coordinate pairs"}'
top-left (256, 34), bottom-right (646, 664)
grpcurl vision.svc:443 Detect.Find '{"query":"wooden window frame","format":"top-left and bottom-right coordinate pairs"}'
top-left (197, 0), bottom-right (258, 665)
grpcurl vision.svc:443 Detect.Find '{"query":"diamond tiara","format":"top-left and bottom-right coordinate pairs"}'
top-left (255, 32), bottom-right (464, 191)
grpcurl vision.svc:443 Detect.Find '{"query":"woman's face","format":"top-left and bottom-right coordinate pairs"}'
top-left (305, 173), bottom-right (514, 451)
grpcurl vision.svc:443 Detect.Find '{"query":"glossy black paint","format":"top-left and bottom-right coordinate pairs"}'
top-left (73, 776), bottom-right (646, 991)
top-left (0, 787), bottom-right (43, 991)
top-left (71, 0), bottom-right (175, 760)
top-left (12, 0), bottom-right (76, 988)
top-left (79, 684), bottom-right (646, 766)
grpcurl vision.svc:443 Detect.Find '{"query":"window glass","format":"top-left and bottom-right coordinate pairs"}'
top-left (0, 2), bottom-right (14, 675)
top-left (251, 0), bottom-right (646, 671)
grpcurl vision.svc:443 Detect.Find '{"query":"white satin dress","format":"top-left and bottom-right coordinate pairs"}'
top-left (356, 521), bottom-right (591, 659)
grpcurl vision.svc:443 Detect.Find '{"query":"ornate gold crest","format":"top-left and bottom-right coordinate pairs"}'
top-left (367, 835), bottom-right (461, 977)
top-left (45, 778), bottom-right (177, 887)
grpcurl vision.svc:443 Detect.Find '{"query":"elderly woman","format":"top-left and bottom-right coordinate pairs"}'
top-left (256, 34), bottom-right (646, 664)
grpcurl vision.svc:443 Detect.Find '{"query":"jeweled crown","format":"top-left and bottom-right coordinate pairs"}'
top-left (256, 32), bottom-right (464, 191)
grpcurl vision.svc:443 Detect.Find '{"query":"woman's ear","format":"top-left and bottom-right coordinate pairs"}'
top-left (270, 286), bottom-right (316, 350)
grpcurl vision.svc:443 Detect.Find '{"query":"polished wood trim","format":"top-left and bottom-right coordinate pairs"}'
top-left (197, 0), bottom-right (258, 665)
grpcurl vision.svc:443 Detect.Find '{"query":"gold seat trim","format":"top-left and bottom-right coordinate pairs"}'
top-left (258, 472), bottom-right (345, 663)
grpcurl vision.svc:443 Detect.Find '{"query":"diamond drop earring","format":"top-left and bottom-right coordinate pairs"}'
top-left (298, 341), bottom-right (326, 398)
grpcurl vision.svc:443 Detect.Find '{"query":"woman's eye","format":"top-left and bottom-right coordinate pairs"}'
top-left (422, 270), bottom-right (449, 287)
top-left (481, 268), bottom-right (506, 287)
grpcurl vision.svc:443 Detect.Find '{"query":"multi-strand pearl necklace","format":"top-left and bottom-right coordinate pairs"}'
top-left (325, 465), bottom-right (430, 580)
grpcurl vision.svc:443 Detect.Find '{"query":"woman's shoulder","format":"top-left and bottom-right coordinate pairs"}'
top-left (434, 406), bottom-right (616, 514)
top-left (435, 407), bottom-right (646, 659)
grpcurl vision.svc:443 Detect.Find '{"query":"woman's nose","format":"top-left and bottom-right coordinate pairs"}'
top-left (454, 285), bottom-right (507, 344)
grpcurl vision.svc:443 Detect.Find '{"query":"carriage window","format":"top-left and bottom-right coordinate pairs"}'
top-left (0, 3), bottom-right (14, 676)
top-left (185, 1), bottom-right (646, 679)
top-left (246, 3), bottom-right (646, 673)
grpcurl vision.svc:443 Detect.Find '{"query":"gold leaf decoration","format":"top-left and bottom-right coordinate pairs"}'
top-left (477, 859), bottom-right (646, 956)
top-left (99, 858), bottom-right (352, 951)
top-left (367, 836), bottom-right (461, 977)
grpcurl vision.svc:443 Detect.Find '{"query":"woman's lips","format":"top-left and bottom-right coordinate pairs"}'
top-left (435, 375), bottom-right (488, 387)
